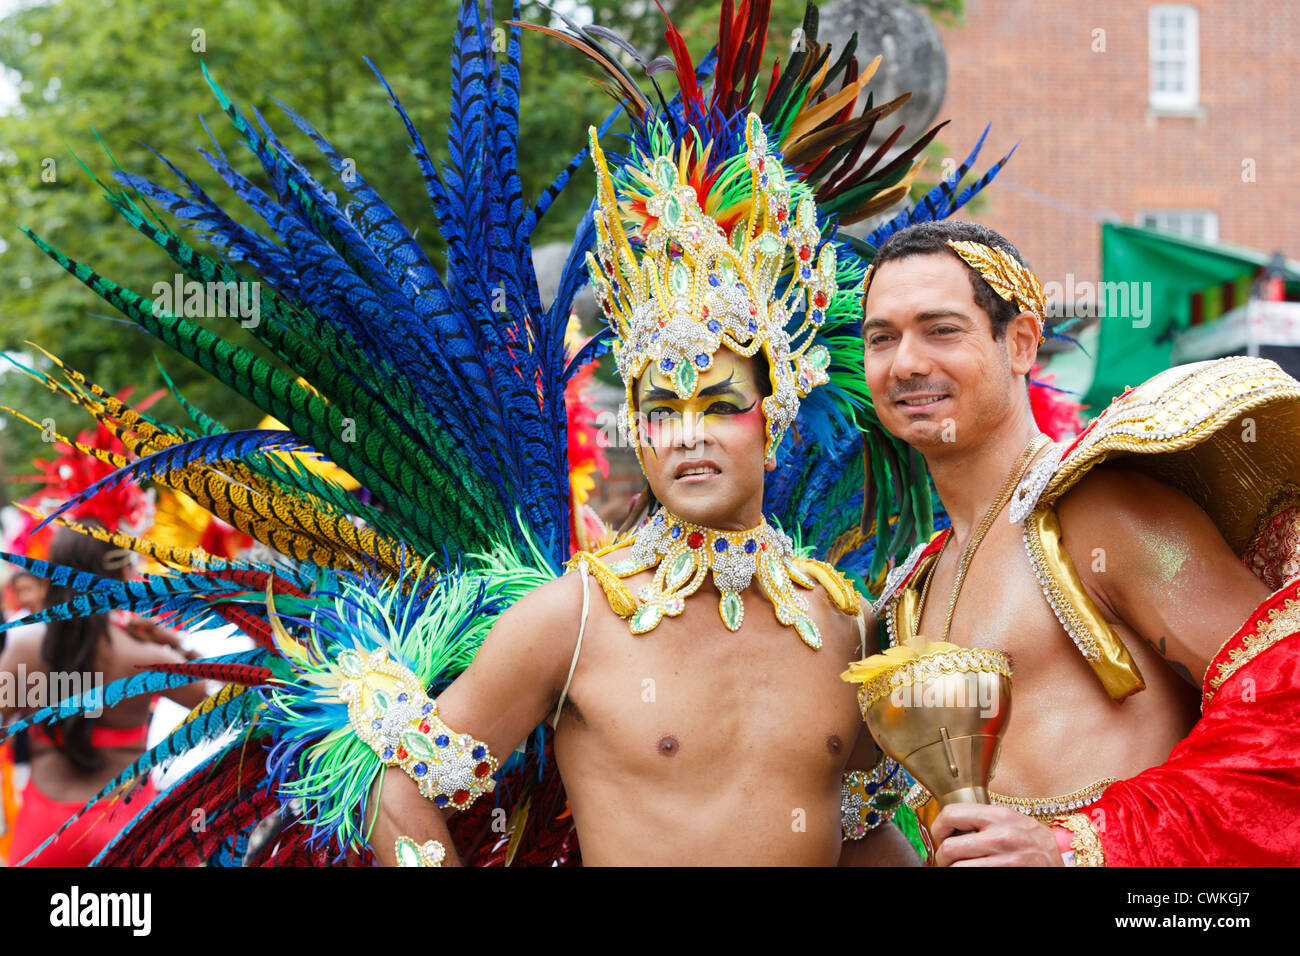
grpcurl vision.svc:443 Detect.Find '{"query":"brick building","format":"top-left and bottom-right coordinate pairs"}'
top-left (931, 0), bottom-right (1300, 289)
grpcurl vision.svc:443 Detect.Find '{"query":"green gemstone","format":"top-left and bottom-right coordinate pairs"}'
top-left (719, 259), bottom-right (736, 283)
top-left (731, 221), bottom-right (748, 252)
top-left (674, 360), bottom-right (698, 397)
top-left (371, 688), bottom-right (391, 714)
top-left (666, 550), bottom-right (696, 589)
top-left (794, 613), bottom-right (822, 648)
top-left (655, 158), bottom-right (676, 190)
top-left (871, 793), bottom-right (904, 812)
top-left (820, 247), bottom-right (837, 276)
top-left (758, 234), bottom-right (782, 255)
top-left (338, 651), bottom-right (363, 678)
top-left (670, 260), bottom-right (690, 296)
top-left (806, 345), bottom-right (830, 369)
top-left (631, 603), bottom-right (664, 633)
top-left (395, 836), bottom-right (422, 867)
top-left (609, 560), bottom-right (637, 575)
top-left (403, 731), bottom-right (436, 760)
top-left (663, 194), bottom-right (682, 229)
top-left (720, 591), bottom-right (744, 631)
top-left (798, 200), bottom-right (815, 230)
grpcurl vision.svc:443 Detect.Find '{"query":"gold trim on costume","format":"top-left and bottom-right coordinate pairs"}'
top-left (1022, 504), bottom-right (1146, 700)
top-left (906, 778), bottom-right (1114, 824)
top-left (394, 836), bottom-right (446, 867)
top-left (566, 550), bottom-right (638, 618)
top-left (1051, 812), bottom-right (1107, 867)
top-left (1206, 593), bottom-right (1300, 705)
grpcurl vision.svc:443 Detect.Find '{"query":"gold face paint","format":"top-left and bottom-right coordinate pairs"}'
top-left (634, 349), bottom-right (764, 458)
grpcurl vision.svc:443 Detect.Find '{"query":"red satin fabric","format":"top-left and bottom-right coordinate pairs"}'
top-left (1075, 582), bottom-right (1300, 865)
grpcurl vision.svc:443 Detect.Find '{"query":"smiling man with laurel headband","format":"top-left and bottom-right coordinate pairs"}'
top-left (854, 219), bottom-right (1300, 866)
top-left (0, 1), bottom-right (1016, 868)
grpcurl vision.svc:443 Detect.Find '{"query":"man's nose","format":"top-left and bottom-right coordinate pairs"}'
top-left (890, 329), bottom-right (932, 380)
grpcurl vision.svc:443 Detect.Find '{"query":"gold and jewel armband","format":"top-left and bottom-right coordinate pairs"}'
top-left (394, 836), bottom-right (446, 867)
top-left (841, 753), bottom-right (908, 840)
top-left (337, 648), bottom-right (499, 812)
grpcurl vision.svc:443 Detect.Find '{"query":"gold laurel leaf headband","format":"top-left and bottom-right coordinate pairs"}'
top-left (860, 240), bottom-right (1047, 344)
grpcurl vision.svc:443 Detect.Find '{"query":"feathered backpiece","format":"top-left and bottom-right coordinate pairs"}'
top-left (521, 0), bottom-right (1013, 582)
top-left (0, 0), bottom-right (602, 865)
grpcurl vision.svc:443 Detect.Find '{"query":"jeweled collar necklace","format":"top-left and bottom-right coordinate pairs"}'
top-left (605, 509), bottom-right (824, 649)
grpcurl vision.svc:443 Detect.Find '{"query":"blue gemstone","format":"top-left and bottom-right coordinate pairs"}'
top-left (866, 811), bottom-right (880, 826)
top-left (371, 719), bottom-right (383, 730)
top-left (708, 274), bottom-right (720, 287)
top-left (651, 330), bottom-right (659, 342)
top-left (780, 223), bottom-right (788, 237)
top-left (421, 702), bottom-right (434, 715)
top-left (748, 320), bottom-right (757, 332)
top-left (671, 525), bottom-right (681, 539)
top-left (397, 693), bottom-right (408, 703)
top-left (811, 310), bottom-right (823, 323)
top-left (435, 734), bottom-right (450, 747)
top-left (654, 514), bottom-right (665, 525)
top-left (661, 358), bottom-right (674, 372)
top-left (865, 782), bottom-right (880, 795)
top-left (694, 353), bottom-right (708, 368)
top-left (414, 762), bottom-right (428, 776)
top-left (707, 319), bottom-right (721, 333)
top-left (714, 538), bottom-right (728, 552)
top-left (382, 747), bottom-right (394, 760)
top-left (434, 795), bottom-right (449, 807)
top-left (800, 266), bottom-right (811, 278)
top-left (744, 539), bottom-right (756, 554)
top-left (472, 746), bottom-right (486, 759)
top-left (760, 174), bottom-right (769, 186)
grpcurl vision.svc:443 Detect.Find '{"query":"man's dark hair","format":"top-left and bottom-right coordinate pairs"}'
top-left (869, 220), bottom-right (1034, 340)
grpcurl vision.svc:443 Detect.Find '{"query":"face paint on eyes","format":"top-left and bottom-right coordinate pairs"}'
top-left (637, 359), bottom-right (760, 451)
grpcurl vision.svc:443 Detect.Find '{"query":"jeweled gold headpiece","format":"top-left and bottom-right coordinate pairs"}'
top-left (587, 113), bottom-right (837, 465)
top-left (861, 239), bottom-right (1047, 343)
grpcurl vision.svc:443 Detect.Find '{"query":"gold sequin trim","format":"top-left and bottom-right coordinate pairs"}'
top-left (907, 778), bottom-right (1114, 823)
top-left (1022, 508), bottom-right (1101, 663)
top-left (1206, 595), bottom-right (1300, 706)
top-left (1051, 813), bottom-right (1106, 867)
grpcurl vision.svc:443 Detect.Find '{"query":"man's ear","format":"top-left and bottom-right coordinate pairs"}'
top-left (1005, 310), bottom-right (1040, 377)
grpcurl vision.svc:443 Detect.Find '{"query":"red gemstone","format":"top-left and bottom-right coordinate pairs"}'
top-left (453, 789), bottom-right (470, 805)
top-left (475, 762), bottom-right (491, 777)
top-left (776, 207), bottom-right (788, 222)
top-left (687, 531), bottom-right (704, 549)
top-left (748, 302), bottom-right (758, 316)
top-left (798, 246), bottom-right (812, 261)
top-left (760, 540), bottom-right (768, 551)
top-left (395, 745), bottom-right (408, 761)
top-left (814, 291), bottom-right (828, 307)
top-left (701, 305), bottom-right (709, 318)
top-left (418, 720), bottom-right (431, 734)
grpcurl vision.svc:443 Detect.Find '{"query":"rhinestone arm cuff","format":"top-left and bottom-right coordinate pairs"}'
top-left (337, 648), bottom-right (499, 812)
top-left (841, 754), bottom-right (907, 841)
top-left (394, 836), bottom-right (446, 867)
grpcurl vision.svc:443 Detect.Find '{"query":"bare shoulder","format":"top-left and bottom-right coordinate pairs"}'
top-left (1056, 464), bottom-right (1231, 556)
top-left (486, 570), bottom-right (588, 654)
top-left (0, 626), bottom-right (45, 673)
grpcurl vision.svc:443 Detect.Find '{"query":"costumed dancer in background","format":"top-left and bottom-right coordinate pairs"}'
top-left (0, 0), bottom-right (1010, 865)
top-left (852, 219), bottom-right (1300, 866)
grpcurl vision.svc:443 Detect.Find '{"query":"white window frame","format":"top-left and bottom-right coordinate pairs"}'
top-left (1149, 4), bottom-right (1199, 110)
top-left (1138, 209), bottom-right (1219, 243)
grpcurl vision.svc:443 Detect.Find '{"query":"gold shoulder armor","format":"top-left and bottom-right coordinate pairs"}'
top-left (1042, 356), bottom-right (1300, 556)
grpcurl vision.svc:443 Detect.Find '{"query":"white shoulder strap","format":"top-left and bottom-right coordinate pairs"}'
top-left (552, 557), bottom-right (592, 729)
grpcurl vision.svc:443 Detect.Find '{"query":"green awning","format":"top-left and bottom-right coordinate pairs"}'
top-left (1082, 223), bottom-right (1300, 414)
